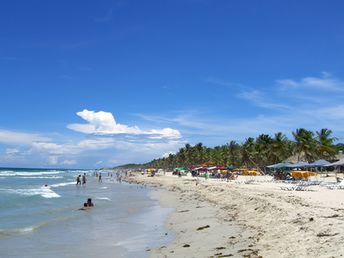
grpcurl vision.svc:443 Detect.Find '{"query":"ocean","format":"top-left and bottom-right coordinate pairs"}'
top-left (0, 168), bottom-right (174, 258)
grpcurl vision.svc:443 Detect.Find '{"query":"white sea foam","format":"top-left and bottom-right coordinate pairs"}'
top-left (100, 187), bottom-right (108, 189)
top-left (20, 176), bottom-right (63, 179)
top-left (68, 170), bottom-right (93, 174)
top-left (95, 197), bottom-right (111, 201)
top-left (0, 226), bottom-right (36, 236)
top-left (50, 182), bottom-right (75, 188)
top-left (4, 186), bottom-right (61, 198)
top-left (0, 171), bottom-right (61, 177)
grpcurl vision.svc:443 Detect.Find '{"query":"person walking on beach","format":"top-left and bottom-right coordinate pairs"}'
top-left (204, 171), bottom-right (209, 180)
top-left (98, 172), bottom-right (102, 182)
top-left (76, 175), bottom-right (81, 185)
top-left (225, 171), bottom-right (231, 182)
top-left (82, 173), bottom-right (87, 185)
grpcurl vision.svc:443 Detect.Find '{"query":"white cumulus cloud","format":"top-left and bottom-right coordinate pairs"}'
top-left (32, 138), bottom-right (116, 155)
top-left (67, 109), bottom-right (181, 139)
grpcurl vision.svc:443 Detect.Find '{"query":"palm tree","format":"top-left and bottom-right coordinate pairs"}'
top-left (316, 128), bottom-right (337, 159)
top-left (292, 128), bottom-right (317, 162)
top-left (227, 141), bottom-right (242, 166)
top-left (144, 128), bottom-right (340, 170)
top-left (184, 143), bottom-right (193, 167)
top-left (255, 134), bottom-right (273, 166)
top-left (176, 146), bottom-right (186, 167)
top-left (194, 142), bottom-right (205, 165)
top-left (242, 137), bottom-right (256, 166)
top-left (270, 132), bottom-right (293, 163)
top-left (210, 146), bottom-right (222, 165)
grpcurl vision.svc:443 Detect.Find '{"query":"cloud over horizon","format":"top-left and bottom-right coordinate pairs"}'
top-left (67, 109), bottom-right (182, 139)
top-left (0, 109), bottom-right (184, 167)
top-left (0, 129), bottom-right (51, 146)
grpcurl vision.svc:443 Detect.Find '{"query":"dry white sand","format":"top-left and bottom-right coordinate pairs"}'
top-left (125, 172), bottom-right (344, 258)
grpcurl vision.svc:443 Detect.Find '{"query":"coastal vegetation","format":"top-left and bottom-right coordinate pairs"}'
top-left (144, 128), bottom-right (341, 170)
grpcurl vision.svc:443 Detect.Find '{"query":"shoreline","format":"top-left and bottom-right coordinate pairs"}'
top-left (126, 174), bottom-right (258, 258)
top-left (148, 187), bottom-right (256, 258)
top-left (125, 172), bottom-right (344, 258)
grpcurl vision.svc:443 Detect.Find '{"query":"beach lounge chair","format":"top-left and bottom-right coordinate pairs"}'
top-left (280, 185), bottom-right (295, 191)
top-left (280, 182), bottom-right (313, 191)
top-left (325, 180), bottom-right (344, 190)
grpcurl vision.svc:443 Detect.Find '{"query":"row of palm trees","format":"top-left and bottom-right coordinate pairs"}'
top-left (146, 128), bottom-right (340, 170)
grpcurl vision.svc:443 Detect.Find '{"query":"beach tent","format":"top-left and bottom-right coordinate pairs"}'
top-left (285, 161), bottom-right (309, 168)
top-left (306, 159), bottom-right (330, 167)
top-left (325, 159), bottom-right (344, 167)
top-left (266, 162), bottom-right (291, 169)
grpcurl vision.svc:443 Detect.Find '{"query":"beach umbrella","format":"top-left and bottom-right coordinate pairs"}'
top-left (174, 167), bottom-right (189, 171)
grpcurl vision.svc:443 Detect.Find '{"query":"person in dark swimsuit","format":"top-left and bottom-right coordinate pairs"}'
top-left (82, 173), bottom-right (87, 185)
top-left (76, 175), bottom-right (81, 185)
top-left (86, 198), bottom-right (94, 207)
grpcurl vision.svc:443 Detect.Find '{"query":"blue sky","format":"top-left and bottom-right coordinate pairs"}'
top-left (1, 0), bottom-right (344, 168)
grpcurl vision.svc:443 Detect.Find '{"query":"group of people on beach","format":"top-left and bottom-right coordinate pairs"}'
top-left (189, 170), bottom-right (237, 182)
top-left (76, 171), bottom-right (122, 211)
top-left (76, 172), bottom-right (103, 185)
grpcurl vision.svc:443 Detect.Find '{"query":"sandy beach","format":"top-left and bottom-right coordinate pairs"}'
top-left (125, 172), bottom-right (344, 258)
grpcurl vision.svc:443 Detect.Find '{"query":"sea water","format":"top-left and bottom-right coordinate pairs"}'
top-left (0, 168), bottom-right (174, 258)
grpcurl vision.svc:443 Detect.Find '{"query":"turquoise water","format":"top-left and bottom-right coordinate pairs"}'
top-left (0, 168), bottom-right (174, 258)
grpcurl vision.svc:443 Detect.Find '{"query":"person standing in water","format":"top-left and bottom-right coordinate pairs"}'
top-left (76, 175), bottom-right (81, 185)
top-left (82, 173), bottom-right (87, 185)
top-left (98, 172), bottom-right (102, 182)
